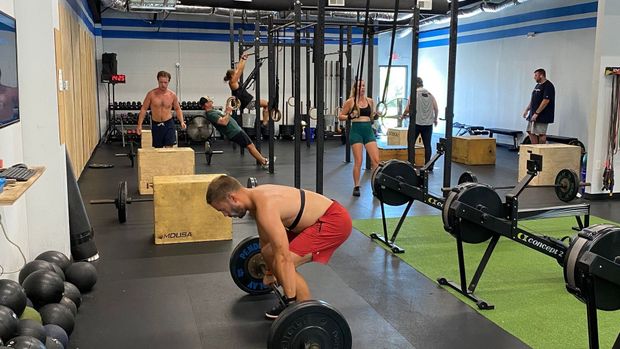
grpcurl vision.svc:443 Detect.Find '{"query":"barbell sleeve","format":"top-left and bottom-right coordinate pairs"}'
top-left (89, 199), bottom-right (116, 204)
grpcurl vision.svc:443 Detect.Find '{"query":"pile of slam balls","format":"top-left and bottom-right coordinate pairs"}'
top-left (0, 251), bottom-right (97, 349)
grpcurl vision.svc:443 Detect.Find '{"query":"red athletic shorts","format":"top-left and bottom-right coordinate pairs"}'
top-left (287, 201), bottom-right (352, 264)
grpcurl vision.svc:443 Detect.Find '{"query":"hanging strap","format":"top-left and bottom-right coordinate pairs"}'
top-left (351, 0), bottom-right (372, 119)
top-left (377, 0), bottom-right (401, 117)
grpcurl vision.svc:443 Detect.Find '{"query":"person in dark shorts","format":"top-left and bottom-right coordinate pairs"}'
top-left (199, 96), bottom-right (271, 168)
top-left (136, 71), bottom-right (186, 147)
top-left (338, 79), bottom-right (380, 197)
top-left (522, 68), bottom-right (555, 144)
top-left (206, 175), bottom-right (352, 319)
top-left (224, 53), bottom-right (270, 126)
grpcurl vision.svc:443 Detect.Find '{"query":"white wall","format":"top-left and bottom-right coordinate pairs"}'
top-left (586, 0), bottom-right (620, 195)
top-left (0, 0), bottom-right (73, 281)
top-left (98, 11), bottom-right (368, 130)
top-left (380, 0), bottom-right (596, 143)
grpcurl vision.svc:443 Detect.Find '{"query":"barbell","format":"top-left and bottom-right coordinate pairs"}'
top-left (229, 236), bottom-right (352, 349)
top-left (89, 181), bottom-right (152, 223)
top-left (114, 141), bottom-right (137, 168)
top-left (455, 169), bottom-right (589, 202)
top-left (90, 177), bottom-right (259, 223)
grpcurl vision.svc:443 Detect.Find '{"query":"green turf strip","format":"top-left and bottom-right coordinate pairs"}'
top-left (353, 215), bottom-right (620, 349)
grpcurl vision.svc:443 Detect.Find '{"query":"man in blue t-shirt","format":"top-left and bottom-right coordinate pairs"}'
top-left (199, 96), bottom-right (270, 168)
top-left (522, 68), bottom-right (555, 144)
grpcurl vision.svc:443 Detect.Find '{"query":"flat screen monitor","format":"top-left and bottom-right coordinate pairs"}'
top-left (0, 10), bottom-right (19, 129)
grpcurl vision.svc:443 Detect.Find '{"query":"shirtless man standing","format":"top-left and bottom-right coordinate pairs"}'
top-left (0, 69), bottom-right (19, 124)
top-left (137, 71), bottom-right (186, 147)
top-left (207, 175), bottom-right (352, 319)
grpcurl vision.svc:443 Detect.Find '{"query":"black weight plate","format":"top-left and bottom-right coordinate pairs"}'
top-left (564, 224), bottom-right (620, 311)
top-left (568, 139), bottom-right (586, 155)
top-left (443, 183), bottom-right (502, 244)
top-left (229, 236), bottom-right (271, 295)
top-left (117, 181), bottom-right (127, 223)
top-left (268, 300), bottom-right (352, 349)
top-left (247, 177), bottom-right (258, 188)
top-left (187, 116), bottom-right (214, 142)
top-left (554, 169), bottom-right (579, 202)
top-left (458, 171), bottom-right (478, 185)
top-left (371, 160), bottom-right (418, 206)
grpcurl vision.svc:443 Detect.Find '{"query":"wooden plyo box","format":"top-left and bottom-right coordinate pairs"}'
top-left (451, 136), bottom-right (496, 165)
top-left (141, 130), bottom-right (153, 149)
top-left (137, 148), bottom-right (195, 195)
top-left (140, 129), bottom-right (178, 148)
top-left (386, 128), bottom-right (423, 146)
top-left (153, 174), bottom-right (232, 245)
top-left (378, 144), bottom-right (425, 165)
top-left (518, 144), bottom-right (581, 185)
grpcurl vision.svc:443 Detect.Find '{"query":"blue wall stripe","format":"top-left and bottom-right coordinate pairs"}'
top-left (421, 1), bottom-right (597, 39)
top-left (64, 0), bottom-right (95, 35)
top-left (420, 17), bottom-right (596, 49)
top-left (101, 29), bottom-right (377, 45)
top-left (0, 23), bottom-right (15, 32)
top-left (101, 17), bottom-right (364, 35)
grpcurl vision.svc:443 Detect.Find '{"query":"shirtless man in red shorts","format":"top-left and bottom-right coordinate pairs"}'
top-left (206, 175), bottom-right (352, 319)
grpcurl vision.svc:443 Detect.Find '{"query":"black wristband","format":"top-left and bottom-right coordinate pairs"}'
top-left (284, 296), bottom-right (297, 304)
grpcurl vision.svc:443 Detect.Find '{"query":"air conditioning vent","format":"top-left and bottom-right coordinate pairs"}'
top-left (418, 0), bottom-right (432, 11)
top-left (328, 0), bottom-right (345, 7)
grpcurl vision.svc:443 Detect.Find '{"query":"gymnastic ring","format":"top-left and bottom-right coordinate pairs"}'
top-left (287, 96), bottom-right (296, 107)
top-left (376, 101), bottom-right (388, 117)
top-left (309, 107), bottom-right (318, 120)
top-left (226, 97), bottom-right (241, 111)
top-left (271, 109), bottom-right (282, 122)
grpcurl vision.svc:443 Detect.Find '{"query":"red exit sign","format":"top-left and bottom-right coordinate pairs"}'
top-left (111, 74), bottom-right (126, 83)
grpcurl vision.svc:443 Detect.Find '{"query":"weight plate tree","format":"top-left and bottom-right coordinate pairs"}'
top-left (443, 183), bottom-right (503, 244)
top-left (371, 160), bottom-right (419, 206)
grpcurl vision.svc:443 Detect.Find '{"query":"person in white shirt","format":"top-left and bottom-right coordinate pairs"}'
top-left (402, 77), bottom-right (439, 170)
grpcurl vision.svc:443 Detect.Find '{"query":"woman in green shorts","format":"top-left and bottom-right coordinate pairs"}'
top-left (338, 80), bottom-right (380, 197)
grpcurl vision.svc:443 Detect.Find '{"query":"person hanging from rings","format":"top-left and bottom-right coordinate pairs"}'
top-left (401, 77), bottom-right (439, 171)
top-left (224, 53), bottom-right (270, 126)
top-left (136, 71), bottom-right (186, 147)
top-left (338, 79), bottom-right (381, 197)
top-left (199, 96), bottom-right (272, 169)
top-left (206, 175), bottom-right (352, 320)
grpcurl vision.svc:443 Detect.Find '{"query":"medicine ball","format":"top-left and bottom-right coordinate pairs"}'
top-left (0, 280), bottom-right (27, 317)
top-left (35, 251), bottom-right (71, 272)
top-left (22, 270), bottom-right (64, 308)
top-left (45, 336), bottom-right (64, 349)
top-left (58, 297), bottom-right (77, 317)
top-left (17, 261), bottom-right (55, 285)
top-left (62, 283), bottom-right (81, 309)
top-left (38, 303), bottom-right (74, 335)
top-left (5, 336), bottom-right (45, 349)
top-left (44, 324), bottom-right (68, 348)
top-left (0, 305), bottom-right (18, 342)
top-left (50, 264), bottom-right (65, 282)
top-left (25, 299), bottom-right (32, 309)
top-left (15, 319), bottom-right (46, 343)
top-left (18, 307), bottom-right (41, 324)
top-left (64, 262), bottom-right (97, 293)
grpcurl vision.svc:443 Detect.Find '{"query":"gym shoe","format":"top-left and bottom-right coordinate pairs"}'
top-left (265, 299), bottom-right (287, 320)
top-left (352, 186), bottom-right (360, 197)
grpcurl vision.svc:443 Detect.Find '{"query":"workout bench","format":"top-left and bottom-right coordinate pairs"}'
top-left (485, 127), bottom-right (523, 150)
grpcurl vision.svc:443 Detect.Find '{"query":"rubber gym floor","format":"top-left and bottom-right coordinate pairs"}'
top-left (69, 136), bottom-right (620, 349)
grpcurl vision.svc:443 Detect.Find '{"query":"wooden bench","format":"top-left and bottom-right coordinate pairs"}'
top-left (486, 127), bottom-right (523, 150)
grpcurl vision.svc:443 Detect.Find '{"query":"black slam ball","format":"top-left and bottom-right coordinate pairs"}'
top-left (38, 303), bottom-right (75, 336)
top-left (64, 262), bottom-right (97, 293)
top-left (35, 251), bottom-right (71, 272)
top-left (0, 305), bottom-right (18, 342)
top-left (0, 280), bottom-right (27, 316)
top-left (15, 319), bottom-right (46, 343)
top-left (5, 336), bottom-right (46, 349)
top-left (22, 270), bottom-right (64, 308)
top-left (62, 282), bottom-right (81, 309)
top-left (17, 261), bottom-right (55, 285)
